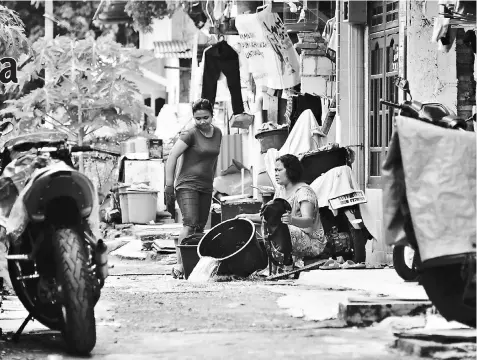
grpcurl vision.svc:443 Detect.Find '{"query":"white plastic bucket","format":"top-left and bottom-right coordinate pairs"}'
top-left (119, 191), bottom-right (158, 224)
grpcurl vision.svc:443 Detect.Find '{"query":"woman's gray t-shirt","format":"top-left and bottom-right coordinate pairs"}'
top-left (175, 125), bottom-right (222, 193)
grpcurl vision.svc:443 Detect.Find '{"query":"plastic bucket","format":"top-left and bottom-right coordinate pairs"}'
top-left (197, 218), bottom-right (268, 278)
top-left (119, 191), bottom-right (158, 224)
top-left (177, 233), bottom-right (204, 280)
top-left (177, 245), bottom-right (200, 280)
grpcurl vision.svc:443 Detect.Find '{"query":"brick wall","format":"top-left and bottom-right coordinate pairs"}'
top-left (456, 29), bottom-right (476, 119)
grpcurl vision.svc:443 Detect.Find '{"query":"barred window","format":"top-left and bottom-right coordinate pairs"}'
top-left (368, 1), bottom-right (399, 186)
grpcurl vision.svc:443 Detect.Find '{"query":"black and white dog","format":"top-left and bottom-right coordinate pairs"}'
top-left (260, 198), bottom-right (294, 273)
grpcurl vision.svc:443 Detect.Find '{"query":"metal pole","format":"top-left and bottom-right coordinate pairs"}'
top-left (44, 0), bottom-right (53, 82)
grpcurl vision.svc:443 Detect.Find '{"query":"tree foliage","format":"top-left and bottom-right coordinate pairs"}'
top-left (2, 1), bottom-right (138, 45)
top-left (0, 4), bottom-right (31, 59)
top-left (1, 35), bottom-right (155, 142)
top-left (0, 1), bottom-right (140, 118)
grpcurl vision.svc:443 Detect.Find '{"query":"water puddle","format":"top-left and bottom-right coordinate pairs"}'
top-left (188, 256), bottom-right (221, 283)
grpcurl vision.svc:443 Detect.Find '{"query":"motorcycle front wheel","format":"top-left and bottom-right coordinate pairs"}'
top-left (393, 245), bottom-right (420, 281)
top-left (52, 228), bottom-right (97, 355)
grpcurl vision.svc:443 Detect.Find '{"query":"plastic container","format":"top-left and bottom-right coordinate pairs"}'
top-left (148, 139), bottom-right (163, 159)
top-left (255, 128), bottom-right (289, 154)
top-left (122, 137), bottom-right (149, 160)
top-left (220, 199), bottom-right (262, 222)
top-left (177, 245), bottom-right (200, 280)
top-left (197, 218), bottom-right (268, 278)
top-left (261, 192), bottom-right (274, 205)
top-left (119, 191), bottom-right (158, 224)
top-left (177, 233), bottom-right (205, 280)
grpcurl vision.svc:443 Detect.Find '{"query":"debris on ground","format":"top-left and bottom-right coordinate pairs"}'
top-left (338, 297), bottom-right (432, 327)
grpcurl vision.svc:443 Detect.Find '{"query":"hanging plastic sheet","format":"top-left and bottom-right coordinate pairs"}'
top-left (382, 116), bottom-right (476, 262)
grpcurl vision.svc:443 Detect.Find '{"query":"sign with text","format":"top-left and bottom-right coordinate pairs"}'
top-left (235, 6), bottom-right (300, 90)
top-left (0, 58), bottom-right (18, 84)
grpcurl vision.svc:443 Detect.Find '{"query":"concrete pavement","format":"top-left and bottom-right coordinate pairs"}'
top-left (0, 254), bottom-right (469, 360)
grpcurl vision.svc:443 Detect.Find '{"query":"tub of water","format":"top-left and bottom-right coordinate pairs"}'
top-left (195, 218), bottom-right (268, 278)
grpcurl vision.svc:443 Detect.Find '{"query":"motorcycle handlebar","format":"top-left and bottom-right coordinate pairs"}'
top-left (70, 145), bottom-right (120, 156)
top-left (70, 145), bottom-right (93, 152)
top-left (380, 99), bottom-right (401, 109)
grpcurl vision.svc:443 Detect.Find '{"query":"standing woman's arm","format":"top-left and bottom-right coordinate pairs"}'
top-left (165, 139), bottom-right (189, 187)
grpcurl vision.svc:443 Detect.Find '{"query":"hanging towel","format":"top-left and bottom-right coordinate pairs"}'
top-left (309, 165), bottom-right (378, 241)
top-left (278, 109), bottom-right (323, 155)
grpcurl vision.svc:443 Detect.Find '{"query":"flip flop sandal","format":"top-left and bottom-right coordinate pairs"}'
top-left (171, 266), bottom-right (184, 279)
top-left (341, 260), bottom-right (366, 269)
top-left (319, 259), bottom-right (341, 270)
top-left (365, 264), bottom-right (385, 269)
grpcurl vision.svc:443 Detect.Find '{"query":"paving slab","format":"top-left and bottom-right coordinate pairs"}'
top-left (393, 338), bottom-right (476, 359)
top-left (110, 240), bottom-right (146, 260)
top-left (339, 300), bottom-right (432, 326)
top-left (394, 328), bottom-right (476, 343)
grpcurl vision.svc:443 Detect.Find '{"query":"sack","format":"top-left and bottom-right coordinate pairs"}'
top-left (235, 5), bottom-right (300, 89)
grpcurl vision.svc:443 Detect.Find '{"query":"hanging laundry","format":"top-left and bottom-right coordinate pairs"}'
top-left (194, 45), bottom-right (230, 103)
top-left (322, 17), bottom-right (337, 52)
top-left (201, 40), bottom-right (245, 115)
top-left (284, 96), bottom-right (294, 125)
top-left (289, 93), bottom-right (322, 129)
top-left (431, 15), bottom-right (457, 53)
top-left (322, 16), bottom-right (337, 62)
top-left (187, 2), bottom-right (208, 29)
top-left (213, 0), bottom-right (227, 21)
top-left (235, 5), bottom-right (301, 89)
top-left (463, 30), bottom-right (476, 53)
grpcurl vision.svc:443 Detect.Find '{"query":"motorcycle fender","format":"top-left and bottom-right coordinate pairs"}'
top-left (23, 166), bottom-right (95, 222)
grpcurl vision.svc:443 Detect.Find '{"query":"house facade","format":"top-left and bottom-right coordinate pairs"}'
top-left (138, 0), bottom-right (475, 265)
top-left (334, 0), bottom-right (475, 264)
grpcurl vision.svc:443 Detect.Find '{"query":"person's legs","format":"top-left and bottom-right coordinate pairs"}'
top-left (288, 225), bottom-right (325, 259)
top-left (196, 191), bottom-right (213, 232)
top-left (175, 189), bottom-right (202, 277)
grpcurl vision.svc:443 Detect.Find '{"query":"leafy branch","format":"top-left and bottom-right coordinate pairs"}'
top-left (1, 35), bottom-right (155, 145)
top-left (0, 4), bottom-right (31, 59)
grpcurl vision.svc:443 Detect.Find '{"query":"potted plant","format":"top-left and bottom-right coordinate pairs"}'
top-left (125, 0), bottom-right (179, 33)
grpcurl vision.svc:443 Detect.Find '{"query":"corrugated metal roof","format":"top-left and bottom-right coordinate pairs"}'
top-left (154, 41), bottom-right (193, 59)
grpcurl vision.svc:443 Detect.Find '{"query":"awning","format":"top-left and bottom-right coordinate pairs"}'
top-left (154, 41), bottom-right (193, 59)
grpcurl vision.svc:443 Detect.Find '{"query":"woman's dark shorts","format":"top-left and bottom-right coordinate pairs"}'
top-left (176, 188), bottom-right (212, 232)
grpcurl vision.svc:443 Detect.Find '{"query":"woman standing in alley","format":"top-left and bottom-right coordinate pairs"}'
top-left (165, 98), bottom-right (222, 279)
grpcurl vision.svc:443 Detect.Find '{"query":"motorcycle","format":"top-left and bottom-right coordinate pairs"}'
top-left (0, 122), bottom-right (115, 354)
top-left (302, 146), bottom-right (374, 263)
top-left (381, 78), bottom-right (476, 328)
